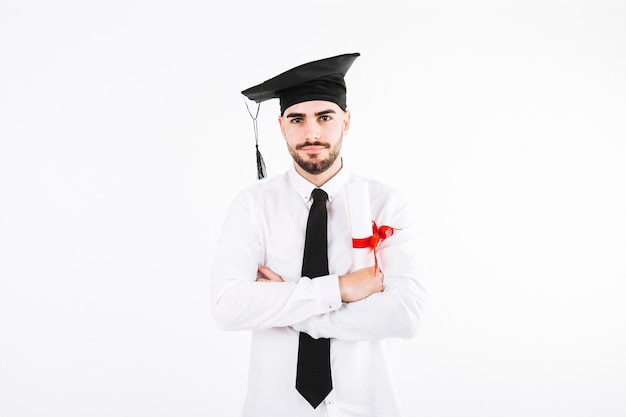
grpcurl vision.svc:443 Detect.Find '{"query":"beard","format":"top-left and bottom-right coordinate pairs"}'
top-left (288, 135), bottom-right (343, 175)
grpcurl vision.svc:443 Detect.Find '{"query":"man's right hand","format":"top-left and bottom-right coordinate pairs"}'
top-left (338, 266), bottom-right (384, 303)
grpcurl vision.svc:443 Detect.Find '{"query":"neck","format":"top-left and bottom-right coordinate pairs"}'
top-left (295, 157), bottom-right (343, 187)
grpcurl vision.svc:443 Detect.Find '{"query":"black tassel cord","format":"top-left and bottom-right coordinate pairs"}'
top-left (244, 98), bottom-right (267, 180)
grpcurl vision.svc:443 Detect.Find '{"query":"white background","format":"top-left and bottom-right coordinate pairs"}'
top-left (1, 1), bottom-right (625, 416)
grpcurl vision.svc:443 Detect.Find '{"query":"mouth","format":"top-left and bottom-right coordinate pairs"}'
top-left (298, 142), bottom-right (329, 154)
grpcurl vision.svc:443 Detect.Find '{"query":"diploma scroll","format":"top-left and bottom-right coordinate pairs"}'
top-left (345, 180), bottom-right (375, 270)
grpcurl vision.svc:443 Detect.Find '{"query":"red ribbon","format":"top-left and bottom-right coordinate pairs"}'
top-left (351, 221), bottom-right (395, 270)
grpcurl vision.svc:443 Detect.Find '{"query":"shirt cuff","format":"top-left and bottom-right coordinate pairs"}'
top-left (311, 274), bottom-right (342, 313)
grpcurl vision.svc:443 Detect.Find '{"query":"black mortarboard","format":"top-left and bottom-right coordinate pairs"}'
top-left (241, 52), bottom-right (360, 180)
top-left (242, 52), bottom-right (360, 114)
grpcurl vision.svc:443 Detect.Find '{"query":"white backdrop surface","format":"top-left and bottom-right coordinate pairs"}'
top-left (1, 1), bottom-right (625, 416)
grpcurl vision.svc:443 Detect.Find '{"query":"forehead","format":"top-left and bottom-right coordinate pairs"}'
top-left (283, 100), bottom-right (343, 116)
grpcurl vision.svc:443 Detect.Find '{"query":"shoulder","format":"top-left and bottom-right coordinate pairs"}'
top-left (231, 171), bottom-right (292, 206)
top-left (347, 172), bottom-right (416, 231)
top-left (347, 172), bottom-right (409, 206)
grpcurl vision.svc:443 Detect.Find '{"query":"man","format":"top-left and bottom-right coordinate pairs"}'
top-left (210, 52), bottom-right (425, 417)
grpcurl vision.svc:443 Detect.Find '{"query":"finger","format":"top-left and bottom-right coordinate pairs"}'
top-left (258, 265), bottom-right (284, 282)
top-left (258, 265), bottom-right (274, 279)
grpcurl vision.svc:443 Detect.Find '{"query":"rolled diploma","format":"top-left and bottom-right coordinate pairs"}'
top-left (345, 180), bottom-right (374, 270)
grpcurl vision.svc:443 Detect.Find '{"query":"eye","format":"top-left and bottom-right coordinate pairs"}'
top-left (290, 117), bottom-right (303, 124)
top-left (319, 115), bottom-right (332, 122)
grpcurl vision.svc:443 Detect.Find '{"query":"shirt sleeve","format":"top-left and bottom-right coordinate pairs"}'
top-left (210, 190), bottom-right (343, 332)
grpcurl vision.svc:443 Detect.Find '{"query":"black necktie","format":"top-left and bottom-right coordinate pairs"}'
top-left (296, 188), bottom-right (332, 408)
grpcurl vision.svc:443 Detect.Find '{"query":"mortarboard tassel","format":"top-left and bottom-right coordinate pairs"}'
top-left (256, 143), bottom-right (266, 180)
top-left (244, 97), bottom-right (266, 180)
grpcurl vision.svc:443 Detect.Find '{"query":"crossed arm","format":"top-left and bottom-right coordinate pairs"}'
top-left (257, 264), bottom-right (384, 303)
top-left (210, 188), bottom-right (425, 342)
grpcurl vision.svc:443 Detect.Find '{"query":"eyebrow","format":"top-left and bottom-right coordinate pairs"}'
top-left (285, 109), bottom-right (337, 118)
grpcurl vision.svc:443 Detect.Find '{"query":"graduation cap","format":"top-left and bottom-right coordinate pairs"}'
top-left (241, 52), bottom-right (360, 179)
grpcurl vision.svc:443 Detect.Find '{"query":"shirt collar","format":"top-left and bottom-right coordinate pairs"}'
top-left (288, 160), bottom-right (349, 204)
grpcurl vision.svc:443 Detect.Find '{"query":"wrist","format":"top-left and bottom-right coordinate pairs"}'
top-left (338, 273), bottom-right (353, 302)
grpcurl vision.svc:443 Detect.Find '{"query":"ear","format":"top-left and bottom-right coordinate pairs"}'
top-left (278, 115), bottom-right (287, 139)
top-left (343, 110), bottom-right (351, 135)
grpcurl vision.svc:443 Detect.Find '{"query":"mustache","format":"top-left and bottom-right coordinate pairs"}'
top-left (295, 141), bottom-right (330, 150)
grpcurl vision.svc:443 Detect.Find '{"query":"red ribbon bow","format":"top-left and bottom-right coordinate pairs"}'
top-left (351, 221), bottom-right (395, 270)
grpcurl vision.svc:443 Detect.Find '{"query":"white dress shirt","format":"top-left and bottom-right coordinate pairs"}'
top-left (211, 163), bottom-right (425, 417)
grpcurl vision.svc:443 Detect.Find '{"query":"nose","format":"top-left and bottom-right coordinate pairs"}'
top-left (305, 120), bottom-right (320, 141)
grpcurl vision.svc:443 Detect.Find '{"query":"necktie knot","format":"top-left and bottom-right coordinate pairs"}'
top-left (311, 188), bottom-right (328, 203)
